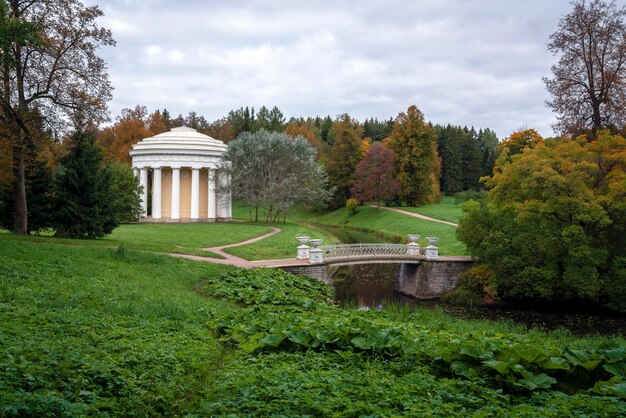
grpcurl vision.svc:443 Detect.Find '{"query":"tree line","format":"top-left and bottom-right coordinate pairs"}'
top-left (96, 103), bottom-right (500, 210)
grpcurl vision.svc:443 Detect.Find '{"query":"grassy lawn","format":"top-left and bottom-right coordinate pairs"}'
top-left (290, 205), bottom-right (466, 255)
top-left (1, 235), bottom-right (624, 416)
top-left (0, 223), bottom-right (272, 257)
top-left (0, 237), bottom-right (237, 416)
top-left (400, 196), bottom-right (464, 224)
top-left (223, 221), bottom-right (339, 260)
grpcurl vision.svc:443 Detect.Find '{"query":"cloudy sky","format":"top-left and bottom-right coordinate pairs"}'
top-left (85, 0), bottom-right (622, 139)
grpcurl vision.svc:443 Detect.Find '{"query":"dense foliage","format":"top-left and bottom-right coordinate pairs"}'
top-left (221, 130), bottom-right (331, 222)
top-left (0, 0), bottom-right (114, 235)
top-left (325, 114), bottom-right (364, 208)
top-left (204, 268), bottom-right (626, 415)
top-left (54, 131), bottom-right (124, 238)
top-left (351, 142), bottom-right (400, 208)
top-left (1, 236), bottom-right (625, 416)
top-left (458, 131), bottom-right (626, 311)
top-left (436, 125), bottom-right (499, 194)
top-left (387, 105), bottom-right (442, 205)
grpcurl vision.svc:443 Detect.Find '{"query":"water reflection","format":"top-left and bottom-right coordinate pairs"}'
top-left (333, 263), bottom-right (626, 336)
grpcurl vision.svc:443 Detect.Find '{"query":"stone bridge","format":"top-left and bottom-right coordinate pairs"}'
top-left (275, 241), bottom-right (473, 299)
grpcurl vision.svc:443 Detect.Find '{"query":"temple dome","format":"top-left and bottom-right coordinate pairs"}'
top-left (129, 126), bottom-right (228, 158)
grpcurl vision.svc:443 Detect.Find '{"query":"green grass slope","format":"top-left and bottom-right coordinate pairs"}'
top-left (400, 196), bottom-right (464, 224)
top-left (0, 238), bottom-right (235, 416)
top-left (0, 235), bottom-right (624, 416)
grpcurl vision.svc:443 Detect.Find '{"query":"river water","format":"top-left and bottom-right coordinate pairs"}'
top-left (332, 264), bottom-right (626, 336)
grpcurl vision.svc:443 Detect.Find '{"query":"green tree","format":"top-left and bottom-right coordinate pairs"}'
top-left (457, 131), bottom-right (626, 311)
top-left (437, 124), bottom-right (465, 194)
top-left (220, 130), bottom-right (330, 222)
top-left (478, 128), bottom-right (499, 177)
top-left (227, 106), bottom-right (256, 137)
top-left (0, 155), bottom-right (55, 233)
top-left (109, 162), bottom-right (143, 223)
top-left (363, 117), bottom-right (394, 142)
top-left (325, 114), bottom-right (363, 208)
top-left (53, 129), bottom-right (118, 238)
top-left (387, 105), bottom-right (441, 205)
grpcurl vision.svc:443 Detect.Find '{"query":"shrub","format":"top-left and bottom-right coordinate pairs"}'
top-left (345, 198), bottom-right (359, 214)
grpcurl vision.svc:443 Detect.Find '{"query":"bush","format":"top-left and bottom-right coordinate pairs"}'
top-left (345, 198), bottom-right (359, 214)
top-left (443, 263), bottom-right (498, 305)
top-left (454, 189), bottom-right (487, 204)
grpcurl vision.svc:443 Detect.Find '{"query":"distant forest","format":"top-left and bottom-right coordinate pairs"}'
top-left (98, 104), bottom-right (500, 197)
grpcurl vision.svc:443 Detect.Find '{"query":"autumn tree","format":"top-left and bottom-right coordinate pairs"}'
top-left (351, 142), bottom-right (399, 209)
top-left (544, 0), bottom-right (626, 137)
top-left (386, 105), bottom-right (441, 205)
top-left (0, 0), bottom-right (114, 234)
top-left (284, 122), bottom-right (324, 158)
top-left (325, 114), bottom-right (364, 208)
top-left (495, 128), bottom-right (543, 168)
top-left (98, 105), bottom-right (152, 163)
top-left (457, 131), bottom-right (626, 311)
top-left (205, 117), bottom-right (235, 143)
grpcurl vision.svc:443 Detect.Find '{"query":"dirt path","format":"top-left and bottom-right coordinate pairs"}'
top-left (168, 226), bottom-right (303, 268)
top-left (373, 205), bottom-right (458, 227)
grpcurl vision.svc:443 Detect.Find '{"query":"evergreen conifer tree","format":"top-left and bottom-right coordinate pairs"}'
top-left (53, 129), bottom-right (118, 238)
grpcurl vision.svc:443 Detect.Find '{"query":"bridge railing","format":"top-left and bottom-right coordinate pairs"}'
top-left (298, 236), bottom-right (440, 264)
top-left (319, 243), bottom-right (424, 260)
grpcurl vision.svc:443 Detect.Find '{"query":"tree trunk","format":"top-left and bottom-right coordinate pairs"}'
top-left (283, 212), bottom-right (287, 224)
top-left (255, 206), bottom-right (259, 222)
top-left (272, 210), bottom-right (280, 223)
top-left (12, 145), bottom-right (27, 234)
top-left (265, 205), bottom-right (273, 223)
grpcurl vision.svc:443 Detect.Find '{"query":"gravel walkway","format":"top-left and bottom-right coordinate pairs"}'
top-left (168, 226), bottom-right (308, 268)
top-left (372, 205), bottom-right (458, 227)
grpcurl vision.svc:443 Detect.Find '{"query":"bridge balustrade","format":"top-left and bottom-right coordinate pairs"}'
top-left (319, 243), bottom-right (425, 260)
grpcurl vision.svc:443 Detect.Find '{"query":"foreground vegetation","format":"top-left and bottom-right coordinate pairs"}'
top-left (1, 236), bottom-right (624, 416)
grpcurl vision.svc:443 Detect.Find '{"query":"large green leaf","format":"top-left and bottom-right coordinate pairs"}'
top-left (604, 362), bottom-right (626, 378)
top-left (482, 359), bottom-right (510, 375)
top-left (541, 356), bottom-right (570, 370)
top-left (450, 360), bottom-right (479, 379)
top-left (516, 371), bottom-right (556, 390)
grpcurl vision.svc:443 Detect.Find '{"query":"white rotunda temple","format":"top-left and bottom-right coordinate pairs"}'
top-left (129, 126), bottom-right (231, 221)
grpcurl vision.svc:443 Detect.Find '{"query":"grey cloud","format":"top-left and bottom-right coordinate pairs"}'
top-left (87, 0), bottom-right (623, 138)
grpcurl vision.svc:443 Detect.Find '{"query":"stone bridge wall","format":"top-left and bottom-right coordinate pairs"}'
top-left (279, 256), bottom-right (473, 299)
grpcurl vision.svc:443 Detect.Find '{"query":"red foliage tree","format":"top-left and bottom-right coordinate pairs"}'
top-left (351, 142), bottom-right (400, 209)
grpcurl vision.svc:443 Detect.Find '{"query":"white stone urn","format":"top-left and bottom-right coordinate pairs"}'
top-left (426, 237), bottom-right (439, 246)
top-left (309, 239), bottom-right (323, 248)
top-left (408, 234), bottom-right (420, 244)
top-left (297, 236), bottom-right (310, 245)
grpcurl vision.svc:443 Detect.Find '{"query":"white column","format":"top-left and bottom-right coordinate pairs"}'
top-left (218, 170), bottom-right (230, 219)
top-left (139, 167), bottom-right (148, 217)
top-left (171, 167), bottom-right (180, 220)
top-left (191, 167), bottom-right (200, 219)
top-left (208, 168), bottom-right (216, 220)
top-left (226, 172), bottom-right (232, 218)
top-left (152, 167), bottom-right (162, 219)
